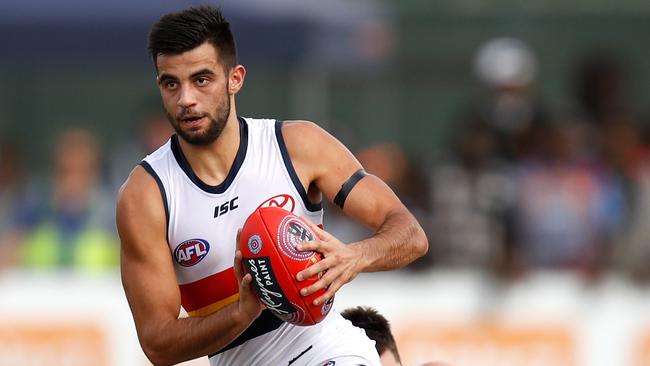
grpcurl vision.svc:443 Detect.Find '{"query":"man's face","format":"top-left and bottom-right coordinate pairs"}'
top-left (155, 42), bottom-right (231, 145)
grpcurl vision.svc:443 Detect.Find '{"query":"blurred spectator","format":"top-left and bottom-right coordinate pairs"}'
top-left (613, 167), bottom-right (650, 282)
top-left (423, 37), bottom-right (548, 273)
top-left (355, 143), bottom-right (429, 215)
top-left (109, 102), bottom-right (173, 193)
top-left (470, 37), bottom-right (549, 161)
top-left (19, 128), bottom-right (118, 270)
top-left (511, 118), bottom-right (626, 278)
top-left (0, 141), bottom-right (33, 269)
top-left (139, 112), bottom-right (174, 154)
top-left (599, 112), bottom-right (649, 212)
top-left (601, 114), bottom-right (650, 281)
top-left (428, 121), bottom-right (514, 271)
top-left (573, 52), bottom-right (631, 126)
top-left (600, 113), bottom-right (649, 179)
top-left (568, 52), bottom-right (650, 281)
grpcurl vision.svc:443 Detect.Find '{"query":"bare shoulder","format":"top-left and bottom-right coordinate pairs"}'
top-left (280, 120), bottom-right (334, 152)
top-left (117, 165), bottom-right (162, 214)
top-left (116, 165), bottom-right (167, 253)
top-left (280, 120), bottom-right (362, 202)
top-left (281, 120), bottom-right (358, 169)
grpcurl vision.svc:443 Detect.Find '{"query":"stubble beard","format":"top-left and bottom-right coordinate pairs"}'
top-left (167, 95), bottom-right (231, 146)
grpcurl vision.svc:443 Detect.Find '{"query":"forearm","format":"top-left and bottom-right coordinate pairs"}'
top-left (295, 205), bottom-right (428, 306)
top-left (352, 209), bottom-right (428, 272)
top-left (140, 302), bottom-right (251, 366)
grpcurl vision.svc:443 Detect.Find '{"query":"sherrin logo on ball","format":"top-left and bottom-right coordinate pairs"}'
top-left (278, 216), bottom-right (315, 261)
top-left (174, 239), bottom-right (210, 267)
top-left (239, 206), bottom-right (334, 326)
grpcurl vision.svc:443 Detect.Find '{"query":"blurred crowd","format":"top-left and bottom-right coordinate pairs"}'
top-left (0, 108), bottom-right (173, 272)
top-left (2, 37), bottom-right (650, 286)
top-left (330, 37), bottom-right (650, 284)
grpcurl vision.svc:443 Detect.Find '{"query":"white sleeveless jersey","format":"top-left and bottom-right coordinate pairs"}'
top-left (141, 117), bottom-right (380, 366)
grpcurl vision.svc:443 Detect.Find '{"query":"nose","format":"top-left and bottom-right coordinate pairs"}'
top-left (177, 85), bottom-right (197, 109)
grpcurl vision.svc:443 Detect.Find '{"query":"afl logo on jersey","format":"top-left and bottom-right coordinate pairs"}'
top-left (174, 239), bottom-right (210, 267)
top-left (258, 194), bottom-right (295, 212)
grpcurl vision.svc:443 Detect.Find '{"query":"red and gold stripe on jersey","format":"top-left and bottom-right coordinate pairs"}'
top-left (179, 267), bottom-right (239, 317)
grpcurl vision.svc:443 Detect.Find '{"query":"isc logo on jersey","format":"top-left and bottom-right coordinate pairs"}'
top-left (174, 239), bottom-right (210, 267)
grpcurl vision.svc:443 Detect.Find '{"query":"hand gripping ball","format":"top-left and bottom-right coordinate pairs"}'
top-left (239, 206), bottom-right (333, 326)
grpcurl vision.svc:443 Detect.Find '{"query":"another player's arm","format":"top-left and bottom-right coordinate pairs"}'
top-left (117, 166), bottom-right (263, 366)
top-left (281, 121), bottom-right (428, 305)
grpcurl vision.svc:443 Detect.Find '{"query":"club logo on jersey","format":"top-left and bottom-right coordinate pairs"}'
top-left (258, 194), bottom-right (296, 212)
top-left (278, 216), bottom-right (315, 261)
top-left (174, 239), bottom-right (210, 267)
top-left (247, 234), bottom-right (263, 255)
top-left (244, 257), bottom-right (296, 316)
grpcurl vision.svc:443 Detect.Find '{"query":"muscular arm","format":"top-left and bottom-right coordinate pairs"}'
top-left (281, 121), bottom-right (428, 305)
top-left (329, 171), bottom-right (426, 271)
top-left (117, 166), bottom-right (262, 366)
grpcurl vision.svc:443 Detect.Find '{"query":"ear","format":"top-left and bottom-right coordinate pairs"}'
top-left (228, 65), bottom-right (246, 95)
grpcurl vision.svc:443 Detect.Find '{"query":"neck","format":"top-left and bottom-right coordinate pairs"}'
top-left (177, 107), bottom-right (241, 186)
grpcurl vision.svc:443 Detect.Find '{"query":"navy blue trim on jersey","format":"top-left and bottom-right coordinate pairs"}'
top-left (288, 345), bottom-right (313, 365)
top-left (170, 117), bottom-right (248, 194)
top-left (274, 121), bottom-right (323, 212)
top-left (209, 310), bottom-right (283, 357)
top-left (139, 161), bottom-right (170, 242)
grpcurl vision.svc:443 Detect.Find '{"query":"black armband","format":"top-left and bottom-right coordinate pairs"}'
top-left (333, 169), bottom-right (369, 209)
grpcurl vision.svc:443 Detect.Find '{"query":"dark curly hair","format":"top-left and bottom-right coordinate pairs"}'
top-left (148, 5), bottom-right (237, 71)
top-left (341, 306), bottom-right (402, 362)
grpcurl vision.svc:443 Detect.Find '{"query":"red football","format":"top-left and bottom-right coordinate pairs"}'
top-left (239, 206), bottom-right (333, 326)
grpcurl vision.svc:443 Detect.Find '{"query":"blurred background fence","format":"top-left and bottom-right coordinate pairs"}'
top-left (3, 1), bottom-right (650, 163)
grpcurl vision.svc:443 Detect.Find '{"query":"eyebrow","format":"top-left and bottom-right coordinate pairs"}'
top-left (190, 68), bottom-right (216, 78)
top-left (158, 73), bottom-right (177, 85)
top-left (158, 69), bottom-right (216, 85)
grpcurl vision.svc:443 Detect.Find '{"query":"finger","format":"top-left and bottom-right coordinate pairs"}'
top-left (241, 273), bottom-right (252, 288)
top-left (310, 275), bottom-right (344, 306)
top-left (233, 250), bottom-right (244, 281)
top-left (312, 281), bottom-right (341, 306)
top-left (299, 266), bottom-right (338, 296)
top-left (240, 273), bottom-right (258, 299)
top-left (236, 228), bottom-right (241, 244)
top-left (299, 278), bottom-right (327, 298)
top-left (296, 240), bottom-right (322, 253)
top-left (302, 218), bottom-right (334, 241)
top-left (240, 273), bottom-right (262, 307)
top-left (296, 258), bottom-right (330, 281)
